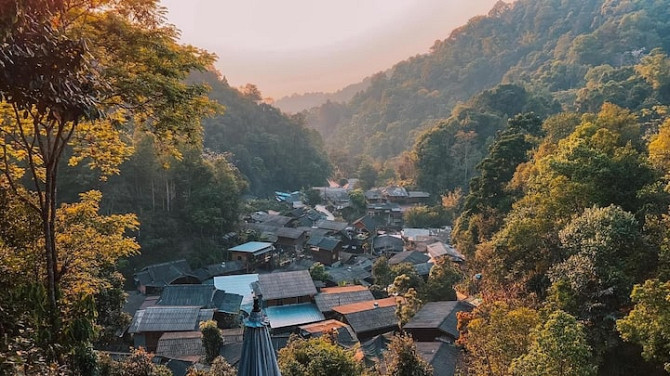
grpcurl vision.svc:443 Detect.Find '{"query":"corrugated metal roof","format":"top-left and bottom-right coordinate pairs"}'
top-left (388, 251), bottom-right (430, 265)
top-left (156, 331), bottom-right (204, 361)
top-left (129, 306), bottom-right (201, 333)
top-left (157, 285), bottom-right (215, 307)
top-left (403, 301), bottom-right (473, 339)
top-left (343, 305), bottom-right (398, 334)
top-left (212, 291), bottom-right (243, 314)
top-left (315, 220), bottom-right (348, 232)
top-left (229, 242), bottom-right (275, 254)
top-left (415, 342), bottom-right (460, 376)
top-left (265, 303), bottom-right (325, 329)
top-left (257, 270), bottom-right (317, 301)
top-left (134, 259), bottom-right (196, 287)
top-left (213, 274), bottom-right (259, 312)
top-left (315, 289), bottom-right (375, 313)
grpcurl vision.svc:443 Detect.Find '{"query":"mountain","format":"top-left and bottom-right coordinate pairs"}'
top-left (274, 77), bottom-right (371, 114)
top-left (192, 70), bottom-right (332, 196)
top-left (305, 0), bottom-right (670, 163)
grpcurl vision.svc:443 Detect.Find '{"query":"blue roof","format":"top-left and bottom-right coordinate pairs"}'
top-left (214, 274), bottom-right (259, 312)
top-left (264, 303), bottom-right (325, 329)
top-left (229, 241), bottom-right (274, 254)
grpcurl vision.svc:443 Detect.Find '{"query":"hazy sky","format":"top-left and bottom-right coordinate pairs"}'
top-left (161, 0), bottom-right (500, 99)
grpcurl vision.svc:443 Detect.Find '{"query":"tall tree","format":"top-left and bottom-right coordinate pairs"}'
top-left (0, 0), bottom-right (215, 350)
top-left (510, 310), bottom-right (595, 376)
top-left (383, 333), bottom-right (433, 376)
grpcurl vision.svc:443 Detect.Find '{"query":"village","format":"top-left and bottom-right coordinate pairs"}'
top-left (122, 182), bottom-right (475, 375)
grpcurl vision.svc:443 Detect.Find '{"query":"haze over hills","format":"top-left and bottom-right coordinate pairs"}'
top-left (303, 0), bottom-right (670, 163)
top-left (274, 77), bottom-right (371, 114)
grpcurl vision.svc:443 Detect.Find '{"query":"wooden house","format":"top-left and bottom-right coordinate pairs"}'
top-left (403, 301), bottom-right (474, 342)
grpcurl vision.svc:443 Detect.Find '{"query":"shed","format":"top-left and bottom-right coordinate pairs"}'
top-left (333, 297), bottom-right (400, 340)
top-left (229, 242), bottom-right (276, 271)
top-left (128, 306), bottom-right (213, 351)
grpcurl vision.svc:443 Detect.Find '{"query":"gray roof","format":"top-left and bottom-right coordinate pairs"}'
top-left (260, 214), bottom-right (294, 227)
top-left (156, 331), bottom-right (204, 361)
top-left (373, 235), bottom-right (404, 253)
top-left (364, 189), bottom-right (384, 200)
top-left (342, 305), bottom-right (398, 334)
top-left (134, 259), bottom-right (195, 288)
top-left (315, 219), bottom-right (349, 232)
top-left (212, 291), bottom-right (243, 314)
top-left (257, 270), bottom-right (317, 300)
top-left (193, 261), bottom-right (246, 281)
top-left (382, 186), bottom-right (408, 197)
top-left (403, 301), bottom-right (474, 339)
top-left (157, 285), bottom-right (216, 307)
top-left (415, 342), bottom-right (460, 376)
top-left (388, 251), bottom-right (430, 265)
top-left (314, 288), bottom-right (375, 313)
top-left (326, 265), bottom-right (372, 285)
top-left (229, 241), bottom-right (275, 254)
top-left (277, 227), bottom-right (306, 240)
top-left (408, 191), bottom-right (430, 199)
top-left (129, 306), bottom-right (211, 333)
top-left (308, 236), bottom-right (341, 251)
top-left (414, 262), bottom-right (433, 276)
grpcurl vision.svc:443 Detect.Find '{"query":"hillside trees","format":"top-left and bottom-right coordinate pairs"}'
top-left (0, 0), bottom-right (215, 366)
top-left (277, 335), bottom-right (366, 376)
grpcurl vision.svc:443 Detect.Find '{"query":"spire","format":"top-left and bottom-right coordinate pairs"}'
top-left (238, 296), bottom-right (282, 376)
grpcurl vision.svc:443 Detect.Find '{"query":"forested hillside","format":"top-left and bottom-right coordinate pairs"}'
top-left (307, 0), bottom-right (670, 173)
top-left (193, 71), bottom-right (332, 195)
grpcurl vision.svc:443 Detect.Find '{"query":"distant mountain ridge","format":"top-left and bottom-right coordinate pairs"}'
top-left (302, 0), bottom-right (670, 160)
top-left (274, 77), bottom-right (371, 114)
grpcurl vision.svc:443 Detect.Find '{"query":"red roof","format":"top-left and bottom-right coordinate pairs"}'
top-left (332, 297), bottom-right (399, 315)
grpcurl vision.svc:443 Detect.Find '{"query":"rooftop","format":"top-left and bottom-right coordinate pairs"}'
top-left (157, 285), bottom-right (215, 307)
top-left (156, 331), bottom-right (204, 362)
top-left (264, 303), bottom-right (325, 329)
top-left (315, 288), bottom-right (375, 313)
top-left (333, 297), bottom-right (398, 315)
top-left (341, 305), bottom-right (398, 334)
top-left (134, 259), bottom-right (196, 288)
top-left (213, 274), bottom-right (259, 312)
top-left (388, 251), bottom-right (430, 265)
top-left (401, 228), bottom-right (431, 241)
top-left (229, 241), bottom-right (275, 254)
top-left (415, 342), bottom-right (460, 376)
top-left (315, 219), bottom-right (349, 232)
top-left (404, 301), bottom-right (474, 339)
top-left (128, 306), bottom-right (213, 333)
top-left (257, 270), bottom-right (317, 301)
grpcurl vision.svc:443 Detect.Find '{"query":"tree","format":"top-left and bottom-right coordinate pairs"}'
top-left (0, 0), bottom-right (215, 350)
top-left (424, 258), bottom-right (461, 302)
top-left (510, 310), bottom-right (595, 376)
top-left (383, 333), bottom-right (432, 376)
top-left (185, 356), bottom-right (236, 376)
top-left (277, 335), bottom-right (365, 376)
top-left (617, 279), bottom-right (670, 372)
top-left (357, 158), bottom-right (378, 190)
top-left (200, 320), bottom-right (223, 364)
top-left (396, 288), bottom-right (422, 326)
top-left (309, 262), bottom-right (329, 282)
top-left (372, 256), bottom-right (393, 287)
top-left (458, 302), bottom-right (539, 376)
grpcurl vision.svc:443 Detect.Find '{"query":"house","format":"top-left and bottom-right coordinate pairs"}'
top-left (307, 235), bottom-right (342, 266)
top-left (426, 242), bottom-right (465, 263)
top-left (403, 301), bottom-right (474, 342)
top-left (333, 297), bottom-right (400, 340)
top-left (314, 286), bottom-right (375, 316)
top-left (415, 342), bottom-right (461, 376)
top-left (276, 227), bottom-right (308, 252)
top-left (157, 284), bottom-right (242, 315)
top-left (364, 189), bottom-right (384, 204)
top-left (325, 264), bottom-right (372, 287)
top-left (133, 260), bottom-right (200, 295)
top-left (366, 202), bottom-right (403, 228)
top-left (155, 331), bottom-right (204, 362)
top-left (352, 215), bottom-right (383, 235)
top-left (372, 234), bottom-right (404, 255)
top-left (213, 274), bottom-right (259, 313)
top-left (228, 242), bottom-right (276, 272)
top-left (407, 191), bottom-right (431, 204)
top-left (264, 303), bottom-right (325, 332)
top-left (388, 251), bottom-right (430, 266)
top-left (314, 219), bottom-right (349, 235)
top-left (299, 319), bottom-right (359, 348)
top-left (256, 270), bottom-right (317, 307)
top-left (382, 186), bottom-right (409, 203)
top-left (320, 187), bottom-right (351, 209)
top-left (128, 306), bottom-right (214, 351)
top-left (401, 228), bottom-right (431, 243)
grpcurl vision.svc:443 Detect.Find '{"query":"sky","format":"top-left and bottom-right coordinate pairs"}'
top-left (161, 0), bottom-right (501, 99)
